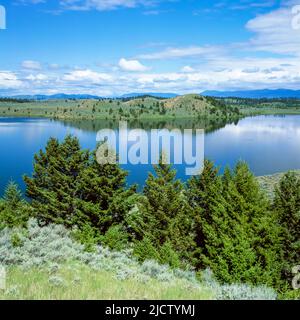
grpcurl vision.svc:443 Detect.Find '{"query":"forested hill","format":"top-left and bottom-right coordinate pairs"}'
top-left (0, 94), bottom-right (240, 120)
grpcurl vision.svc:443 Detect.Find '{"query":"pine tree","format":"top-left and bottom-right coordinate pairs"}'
top-left (75, 147), bottom-right (136, 233)
top-left (3, 181), bottom-right (24, 209)
top-left (131, 157), bottom-right (195, 264)
top-left (223, 162), bottom-right (281, 286)
top-left (274, 172), bottom-right (300, 282)
top-left (24, 135), bottom-right (134, 236)
top-left (232, 162), bottom-right (282, 287)
top-left (187, 160), bottom-right (229, 271)
top-left (0, 181), bottom-right (30, 228)
top-left (187, 160), bottom-right (282, 287)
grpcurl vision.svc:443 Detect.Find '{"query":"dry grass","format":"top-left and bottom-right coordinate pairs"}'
top-left (0, 263), bottom-right (213, 300)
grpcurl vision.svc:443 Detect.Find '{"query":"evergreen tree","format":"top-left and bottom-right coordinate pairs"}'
top-left (222, 162), bottom-right (281, 286)
top-left (187, 160), bottom-right (229, 270)
top-left (0, 181), bottom-right (30, 228)
top-left (231, 162), bottom-right (282, 287)
top-left (274, 172), bottom-right (300, 282)
top-left (3, 181), bottom-right (24, 208)
top-left (188, 160), bottom-right (281, 287)
top-left (24, 135), bottom-right (135, 237)
top-left (130, 157), bottom-right (195, 264)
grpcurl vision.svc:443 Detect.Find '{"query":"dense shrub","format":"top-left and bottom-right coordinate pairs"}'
top-left (0, 219), bottom-right (83, 267)
top-left (0, 220), bottom-right (278, 300)
top-left (0, 220), bottom-right (197, 285)
top-left (201, 269), bottom-right (277, 300)
top-left (100, 225), bottom-right (129, 251)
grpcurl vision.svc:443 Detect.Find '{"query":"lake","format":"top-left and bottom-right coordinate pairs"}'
top-left (0, 115), bottom-right (300, 194)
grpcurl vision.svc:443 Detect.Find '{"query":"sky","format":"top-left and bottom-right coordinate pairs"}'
top-left (0, 0), bottom-right (300, 96)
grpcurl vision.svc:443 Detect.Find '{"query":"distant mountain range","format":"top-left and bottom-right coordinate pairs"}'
top-left (3, 90), bottom-right (300, 100)
top-left (6, 94), bottom-right (102, 100)
top-left (2, 92), bottom-right (178, 100)
top-left (202, 89), bottom-right (300, 99)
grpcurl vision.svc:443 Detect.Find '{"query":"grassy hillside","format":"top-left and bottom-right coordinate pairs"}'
top-left (0, 94), bottom-right (240, 121)
top-left (0, 220), bottom-right (277, 300)
top-left (219, 97), bottom-right (300, 116)
top-left (1, 264), bottom-right (212, 300)
top-left (1, 95), bottom-right (300, 121)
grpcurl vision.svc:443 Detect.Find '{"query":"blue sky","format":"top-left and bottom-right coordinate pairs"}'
top-left (0, 0), bottom-right (300, 96)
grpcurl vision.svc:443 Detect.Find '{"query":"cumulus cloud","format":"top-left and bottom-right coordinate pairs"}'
top-left (26, 73), bottom-right (48, 81)
top-left (118, 58), bottom-right (149, 72)
top-left (181, 66), bottom-right (195, 73)
top-left (63, 69), bottom-right (113, 82)
top-left (245, 1), bottom-right (300, 56)
top-left (0, 71), bottom-right (23, 89)
top-left (3, 61), bottom-right (300, 96)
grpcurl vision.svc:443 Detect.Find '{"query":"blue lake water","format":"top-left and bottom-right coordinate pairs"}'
top-left (0, 115), bottom-right (300, 194)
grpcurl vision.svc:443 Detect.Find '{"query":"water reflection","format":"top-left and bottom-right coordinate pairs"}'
top-left (0, 115), bottom-right (299, 193)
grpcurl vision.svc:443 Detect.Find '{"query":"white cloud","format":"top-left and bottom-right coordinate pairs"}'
top-left (21, 60), bottom-right (42, 70)
top-left (0, 71), bottom-right (23, 89)
top-left (181, 66), bottom-right (195, 73)
top-left (63, 69), bottom-right (113, 82)
top-left (118, 58), bottom-right (149, 72)
top-left (138, 45), bottom-right (224, 60)
top-left (17, 0), bottom-right (46, 4)
top-left (3, 61), bottom-right (300, 96)
top-left (17, 0), bottom-right (165, 12)
top-left (59, 0), bottom-right (158, 11)
top-left (26, 73), bottom-right (48, 81)
top-left (229, 0), bottom-right (276, 11)
top-left (245, 2), bottom-right (300, 56)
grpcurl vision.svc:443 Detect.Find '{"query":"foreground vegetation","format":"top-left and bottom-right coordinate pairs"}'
top-left (2, 266), bottom-right (211, 300)
top-left (0, 220), bottom-right (276, 300)
top-left (0, 135), bottom-right (299, 300)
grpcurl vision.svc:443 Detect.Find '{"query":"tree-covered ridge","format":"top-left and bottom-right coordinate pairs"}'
top-left (218, 97), bottom-right (300, 115)
top-left (0, 94), bottom-right (240, 121)
top-left (0, 136), bottom-right (299, 299)
top-left (1, 94), bottom-right (300, 121)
